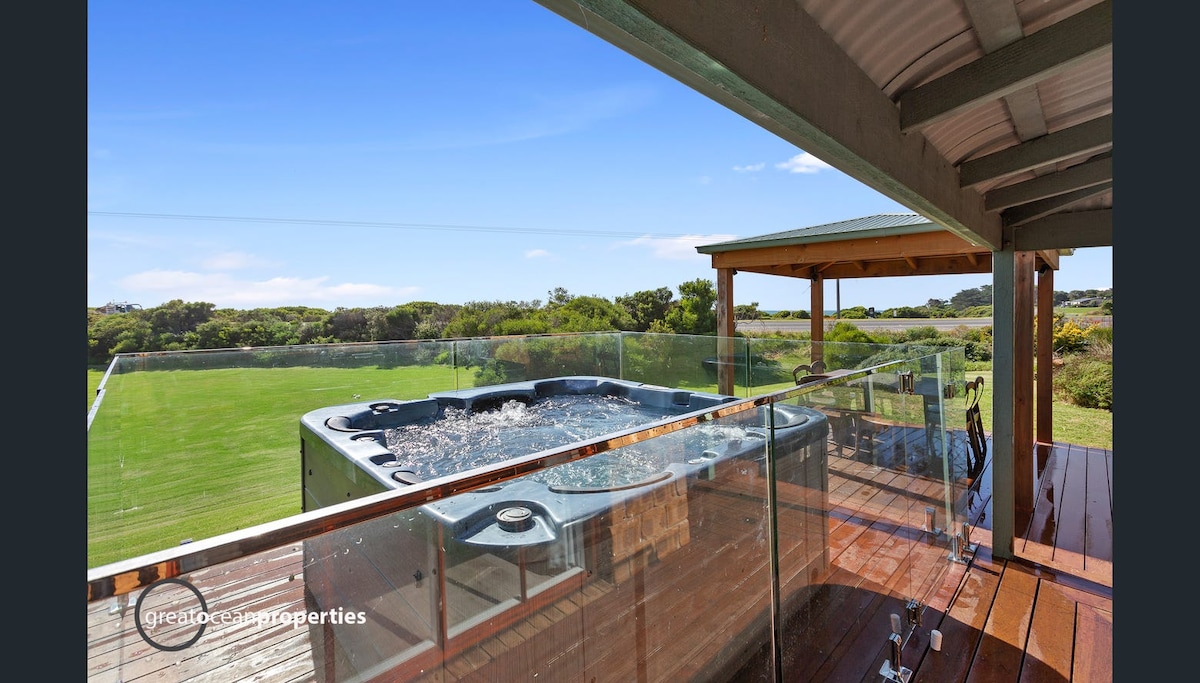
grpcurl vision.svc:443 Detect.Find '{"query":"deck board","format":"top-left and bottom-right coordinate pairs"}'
top-left (1020, 579), bottom-right (1082, 682)
top-left (966, 561), bottom-right (1038, 683)
top-left (1072, 599), bottom-right (1114, 682)
top-left (1084, 446), bottom-right (1114, 572)
top-left (1052, 447), bottom-right (1090, 574)
top-left (87, 436), bottom-right (1114, 682)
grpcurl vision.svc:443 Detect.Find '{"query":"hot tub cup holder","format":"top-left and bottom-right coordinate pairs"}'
top-left (451, 500), bottom-right (559, 548)
top-left (369, 402), bottom-right (403, 413)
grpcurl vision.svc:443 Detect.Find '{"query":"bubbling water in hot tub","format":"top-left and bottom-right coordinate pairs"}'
top-left (382, 394), bottom-right (764, 489)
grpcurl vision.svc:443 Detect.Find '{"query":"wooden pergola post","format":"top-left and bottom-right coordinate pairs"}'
top-left (1036, 267), bottom-right (1055, 446)
top-left (810, 275), bottom-right (824, 365)
top-left (715, 267), bottom-right (736, 396)
top-left (1015, 251), bottom-right (1036, 531)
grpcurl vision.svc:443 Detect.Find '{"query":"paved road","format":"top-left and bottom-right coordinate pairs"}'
top-left (736, 316), bottom-right (1110, 334)
top-left (736, 317), bottom-right (992, 334)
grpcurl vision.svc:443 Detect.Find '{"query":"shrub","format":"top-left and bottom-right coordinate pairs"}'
top-left (1086, 325), bottom-right (1113, 345)
top-left (1052, 319), bottom-right (1091, 355)
top-left (1053, 342), bottom-right (1112, 410)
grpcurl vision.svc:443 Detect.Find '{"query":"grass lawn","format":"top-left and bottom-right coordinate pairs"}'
top-left (87, 363), bottom-right (466, 567)
top-left (87, 359), bottom-right (1111, 568)
top-left (88, 367), bottom-right (105, 410)
top-left (968, 370), bottom-right (1112, 450)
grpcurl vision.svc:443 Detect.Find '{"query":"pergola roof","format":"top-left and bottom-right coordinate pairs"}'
top-left (696, 212), bottom-right (1065, 282)
top-left (697, 213), bottom-right (943, 251)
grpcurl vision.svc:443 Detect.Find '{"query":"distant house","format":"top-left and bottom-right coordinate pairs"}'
top-left (1064, 297), bottom-right (1104, 307)
top-left (98, 301), bottom-right (143, 314)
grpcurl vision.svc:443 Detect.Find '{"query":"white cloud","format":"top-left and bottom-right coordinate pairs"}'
top-left (525, 249), bottom-right (551, 258)
top-left (117, 269), bottom-right (415, 308)
top-left (201, 251), bottom-right (275, 270)
top-left (732, 163), bottom-right (765, 173)
top-left (615, 234), bottom-right (739, 260)
top-left (775, 152), bottom-right (832, 174)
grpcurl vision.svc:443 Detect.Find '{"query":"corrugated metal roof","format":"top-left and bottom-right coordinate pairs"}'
top-left (695, 213), bottom-right (938, 253)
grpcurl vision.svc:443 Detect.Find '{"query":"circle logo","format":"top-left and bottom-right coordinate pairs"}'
top-left (133, 577), bottom-right (209, 651)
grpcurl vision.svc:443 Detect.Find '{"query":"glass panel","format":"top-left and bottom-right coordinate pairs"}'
top-left (89, 332), bottom-right (975, 681)
top-left (618, 332), bottom-right (749, 394)
top-left (450, 333), bottom-right (621, 385)
top-left (87, 340), bottom-right (460, 568)
top-left (769, 349), bottom-right (958, 677)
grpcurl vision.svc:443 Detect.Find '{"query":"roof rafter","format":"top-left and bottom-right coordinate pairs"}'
top-left (985, 154), bottom-right (1113, 211)
top-left (899, 0), bottom-right (1112, 132)
top-left (959, 114), bottom-right (1112, 187)
top-left (1010, 209), bottom-right (1112, 250)
top-left (1002, 182), bottom-right (1112, 228)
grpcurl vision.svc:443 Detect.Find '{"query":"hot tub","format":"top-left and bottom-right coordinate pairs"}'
top-left (301, 376), bottom-right (824, 523)
top-left (299, 376), bottom-right (828, 679)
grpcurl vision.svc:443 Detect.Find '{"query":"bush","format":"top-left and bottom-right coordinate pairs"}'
top-left (1087, 325), bottom-right (1113, 345)
top-left (1052, 319), bottom-right (1091, 355)
top-left (1053, 343), bottom-right (1112, 410)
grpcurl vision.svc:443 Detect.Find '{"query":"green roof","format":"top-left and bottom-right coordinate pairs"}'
top-left (695, 213), bottom-right (939, 253)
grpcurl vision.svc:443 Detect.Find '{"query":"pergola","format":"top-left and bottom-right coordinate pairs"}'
top-left (697, 212), bottom-right (1065, 527)
top-left (532, 0), bottom-right (1112, 560)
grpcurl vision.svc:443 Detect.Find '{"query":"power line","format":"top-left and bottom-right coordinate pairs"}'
top-left (87, 211), bottom-right (700, 239)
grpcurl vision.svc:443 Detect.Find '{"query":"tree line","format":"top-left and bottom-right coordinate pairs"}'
top-left (87, 282), bottom-right (1111, 366)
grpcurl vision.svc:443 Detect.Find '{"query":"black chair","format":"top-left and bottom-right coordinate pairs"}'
top-left (791, 360), bottom-right (827, 385)
top-left (964, 376), bottom-right (987, 484)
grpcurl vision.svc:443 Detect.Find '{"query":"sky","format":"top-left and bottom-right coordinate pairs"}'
top-left (87, 1), bottom-right (1113, 314)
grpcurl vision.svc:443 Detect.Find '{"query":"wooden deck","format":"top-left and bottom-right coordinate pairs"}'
top-left (86, 436), bottom-right (1113, 682)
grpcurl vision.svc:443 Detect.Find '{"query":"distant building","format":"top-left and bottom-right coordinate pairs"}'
top-left (1063, 297), bottom-right (1104, 308)
top-left (98, 301), bottom-right (143, 314)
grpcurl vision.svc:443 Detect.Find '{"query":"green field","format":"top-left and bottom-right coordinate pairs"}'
top-left (87, 363), bottom-right (467, 567)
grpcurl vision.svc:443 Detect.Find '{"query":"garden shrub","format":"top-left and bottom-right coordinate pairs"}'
top-left (1053, 342), bottom-right (1112, 410)
top-left (1052, 319), bottom-right (1091, 354)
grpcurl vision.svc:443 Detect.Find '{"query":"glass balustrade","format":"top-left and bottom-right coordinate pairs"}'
top-left (87, 333), bottom-right (968, 682)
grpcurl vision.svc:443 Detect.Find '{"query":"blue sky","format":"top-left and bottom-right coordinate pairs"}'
top-left (87, 1), bottom-right (1112, 313)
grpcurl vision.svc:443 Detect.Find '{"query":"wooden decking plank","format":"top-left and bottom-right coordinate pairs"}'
top-left (1022, 444), bottom-right (1068, 553)
top-left (785, 571), bottom-right (895, 681)
top-left (1018, 578), bottom-right (1076, 682)
top-left (90, 561), bottom-right (313, 682)
top-left (804, 524), bottom-right (938, 682)
top-left (1083, 447), bottom-right (1114, 568)
top-left (296, 547), bottom-right (433, 675)
top-left (108, 579), bottom-right (313, 681)
top-left (914, 551), bottom-right (1002, 682)
top-left (964, 563), bottom-right (1037, 683)
top-left (903, 554), bottom-right (971, 677)
top-left (1050, 446), bottom-right (1089, 573)
top-left (1044, 576), bottom-right (1112, 612)
top-left (1071, 600), bottom-right (1113, 682)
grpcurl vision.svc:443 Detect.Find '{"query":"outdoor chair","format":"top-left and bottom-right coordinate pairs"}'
top-left (964, 376), bottom-right (987, 485)
top-left (792, 360), bottom-right (827, 385)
